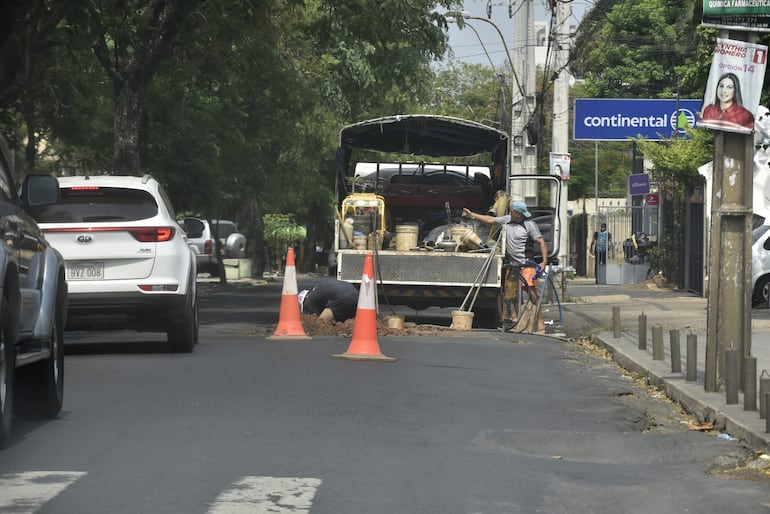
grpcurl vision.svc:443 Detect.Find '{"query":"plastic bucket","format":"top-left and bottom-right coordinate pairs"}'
top-left (451, 310), bottom-right (474, 330)
top-left (385, 315), bottom-right (405, 329)
top-left (395, 224), bottom-right (419, 251)
top-left (460, 228), bottom-right (483, 249)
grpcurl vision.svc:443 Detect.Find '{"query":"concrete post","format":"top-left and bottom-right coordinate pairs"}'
top-left (652, 326), bottom-right (664, 360)
top-left (744, 357), bottom-right (757, 411)
top-left (760, 371), bottom-right (770, 419)
top-left (686, 334), bottom-right (697, 382)
top-left (705, 29), bottom-right (755, 393)
top-left (670, 329), bottom-right (681, 373)
top-left (766, 394), bottom-right (770, 433)
top-left (726, 349), bottom-right (740, 404)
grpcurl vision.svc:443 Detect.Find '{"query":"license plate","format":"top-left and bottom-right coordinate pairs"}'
top-left (66, 262), bottom-right (104, 280)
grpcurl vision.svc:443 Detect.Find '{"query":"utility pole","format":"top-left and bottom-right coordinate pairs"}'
top-left (705, 30), bottom-right (755, 392)
top-left (511, 0), bottom-right (537, 201)
top-left (552, 0), bottom-right (571, 268)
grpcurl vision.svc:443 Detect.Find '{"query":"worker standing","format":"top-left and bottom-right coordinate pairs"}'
top-left (462, 200), bottom-right (548, 332)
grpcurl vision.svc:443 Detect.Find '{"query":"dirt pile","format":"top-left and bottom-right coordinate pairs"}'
top-left (299, 313), bottom-right (452, 337)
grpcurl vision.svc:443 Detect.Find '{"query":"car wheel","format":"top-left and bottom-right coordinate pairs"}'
top-left (168, 286), bottom-right (198, 353)
top-left (753, 275), bottom-right (770, 307)
top-left (14, 294), bottom-right (64, 419)
top-left (0, 296), bottom-right (16, 446)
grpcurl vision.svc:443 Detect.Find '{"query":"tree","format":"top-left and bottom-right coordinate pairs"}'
top-left (429, 60), bottom-right (507, 129)
top-left (70, 0), bottom-right (206, 173)
top-left (0, 0), bottom-right (80, 173)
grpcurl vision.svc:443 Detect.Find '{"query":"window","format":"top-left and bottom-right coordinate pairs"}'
top-left (32, 187), bottom-right (158, 223)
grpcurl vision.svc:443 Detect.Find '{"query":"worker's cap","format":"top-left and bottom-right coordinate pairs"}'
top-left (510, 200), bottom-right (531, 218)
top-left (298, 289), bottom-right (309, 312)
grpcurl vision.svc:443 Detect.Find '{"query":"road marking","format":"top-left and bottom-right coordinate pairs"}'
top-left (208, 476), bottom-right (322, 513)
top-left (0, 471), bottom-right (86, 513)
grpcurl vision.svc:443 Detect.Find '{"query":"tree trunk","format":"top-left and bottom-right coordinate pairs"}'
top-left (241, 192), bottom-right (266, 277)
top-left (113, 85), bottom-right (143, 174)
top-left (23, 100), bottom-right (36, 174)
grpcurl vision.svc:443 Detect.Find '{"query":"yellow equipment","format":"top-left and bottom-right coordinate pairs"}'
top-left (340, 193), bottom-right (387, 248)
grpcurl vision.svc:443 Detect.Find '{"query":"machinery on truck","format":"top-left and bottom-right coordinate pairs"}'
top-left (333, 115), bottom-right (561, 327)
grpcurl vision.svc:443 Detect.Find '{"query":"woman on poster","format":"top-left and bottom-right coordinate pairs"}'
top-left (701, 72), bottom-right (755, 130)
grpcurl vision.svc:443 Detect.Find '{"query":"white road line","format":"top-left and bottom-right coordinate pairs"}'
top-left (0, 471), bottom-right (86, 513)
top-left (208, 476), bottom-right (322, 514)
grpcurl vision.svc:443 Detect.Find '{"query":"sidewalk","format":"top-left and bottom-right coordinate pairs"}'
top-left (562, 277), bottom-right (770, 451)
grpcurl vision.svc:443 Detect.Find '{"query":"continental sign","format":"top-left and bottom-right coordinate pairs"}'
top-left (573, 99), bottom-right (702, 141)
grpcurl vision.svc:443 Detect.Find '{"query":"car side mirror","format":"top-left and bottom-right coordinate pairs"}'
top-left (21, 174), bottom-right (60, 207)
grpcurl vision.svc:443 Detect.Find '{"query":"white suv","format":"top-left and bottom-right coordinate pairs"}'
top-left (34, 175), bottom-right (198, 352)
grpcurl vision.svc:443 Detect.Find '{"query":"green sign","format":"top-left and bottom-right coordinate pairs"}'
top-left (703, 1), bottom-right (770, 31)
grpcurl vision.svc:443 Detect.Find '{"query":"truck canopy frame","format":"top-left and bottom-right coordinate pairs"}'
top-left (336, 115), bottom-right (509, 198)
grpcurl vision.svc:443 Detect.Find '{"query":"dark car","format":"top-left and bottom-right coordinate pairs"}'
top-left (0, 135), bottom-right (68, 447)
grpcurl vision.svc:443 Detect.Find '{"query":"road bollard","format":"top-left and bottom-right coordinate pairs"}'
top-left (686, 334), bottom-right (697, 382)
top-left (612, 306), bottom-right (620, 339)
top-left (725, 349), bottom-right (739, 405)
top-left (670, 329), bottom-right (681, 373)
top-left (744, 357), bottom-right (757, 411)
top-left (760, 371), bottom-right (770, 419)
top-left (652, 326), bottom-right (664, 360)
top-left (766, 394), bottom-right (770, 433)
top-left (638, 313), bottom-right (647, 350)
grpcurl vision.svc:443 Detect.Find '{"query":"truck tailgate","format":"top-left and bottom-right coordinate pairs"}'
top-left (338, 250), bottom-right (501, 287)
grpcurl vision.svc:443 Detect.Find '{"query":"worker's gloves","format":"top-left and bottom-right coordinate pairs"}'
top-left (534, 265), bottom-right (543, 279)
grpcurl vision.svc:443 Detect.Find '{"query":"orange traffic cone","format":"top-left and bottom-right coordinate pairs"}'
top-left (333, 253), bottom-right (395, 362)
top-left (269, 248), bottom-right (310, 340)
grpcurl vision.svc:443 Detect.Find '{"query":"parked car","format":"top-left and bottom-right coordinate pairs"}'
top-left (33, 175), bottom-right (198, 352)
top-left (182, 218), bottom-right (246, 276)
top-left (0, 135), bottom-right (68, 447)
top-left (752, 209), bottom-right (770, 306)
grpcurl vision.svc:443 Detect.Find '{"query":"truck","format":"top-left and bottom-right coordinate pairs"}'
top-left (333, 115), bottom-right (561, 328)
top-left (0, 135), bottom-right (68, 446)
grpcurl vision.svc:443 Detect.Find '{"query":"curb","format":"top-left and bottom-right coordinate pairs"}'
top-left (593, 331), bottom-right (770, 452)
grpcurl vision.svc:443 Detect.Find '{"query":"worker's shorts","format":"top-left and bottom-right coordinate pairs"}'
top-left (503, 266), bottom-right (537, 300)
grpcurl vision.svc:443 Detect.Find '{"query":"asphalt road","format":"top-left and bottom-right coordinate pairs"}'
top-left (0, 277), bottom-right (767, 513)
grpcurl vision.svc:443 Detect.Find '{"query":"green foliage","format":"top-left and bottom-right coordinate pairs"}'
top-left (264, 213), bottom-right (306, 261)
top-left (574, 0), bottom-right (712, 99)
top-left (429, 60), bottom-right (507, 130)
top-left (635, 129), bottom-right (713, 182)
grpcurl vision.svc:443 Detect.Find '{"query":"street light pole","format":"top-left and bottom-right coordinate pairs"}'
top-left (511, 0), bottom-right (537, 204)
top-left (552, 0), bottom-right (571, 270)
top-left (446, 17), bottom-right (497, 71)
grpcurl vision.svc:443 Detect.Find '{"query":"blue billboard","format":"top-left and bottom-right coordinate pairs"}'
top-left (574, 99), bottom-right (701, 141)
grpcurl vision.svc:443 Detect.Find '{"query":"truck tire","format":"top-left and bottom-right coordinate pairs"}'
top-left (0, 297), bottom-right (15, 446)
top-left (14, 300), bottom-right (64, 419)
top-left (474, 307), bottom-right (498, 329)
top-left (168, 287), bottom-right (198, 353)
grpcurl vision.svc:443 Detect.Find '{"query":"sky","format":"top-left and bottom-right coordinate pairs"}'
top-left (442, 0), bottom-right (592, 66)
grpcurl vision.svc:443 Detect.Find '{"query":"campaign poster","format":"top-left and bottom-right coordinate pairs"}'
top-left (699, 38), bottom-right (768, 134)
top-left (550, 153), bottom-right (571, 181)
